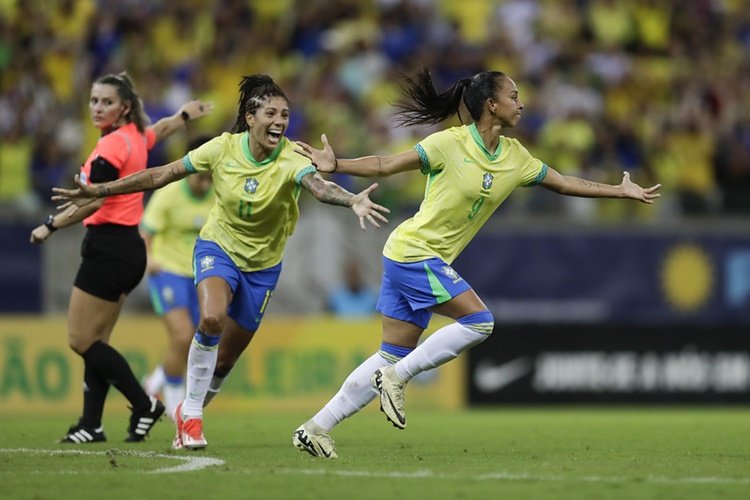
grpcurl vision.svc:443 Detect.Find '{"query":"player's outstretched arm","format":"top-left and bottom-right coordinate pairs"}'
top-left (295, 134), bottom-right (421, 177)
top-left (541, 168), bottom-right (662, 204)
top-left (52, 159), bottom-right (191, 214)
top-left (299, 172), bottom-right (390, 230)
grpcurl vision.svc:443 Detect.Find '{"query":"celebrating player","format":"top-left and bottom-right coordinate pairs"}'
top-left (292, 66), bottom-right (661, 458)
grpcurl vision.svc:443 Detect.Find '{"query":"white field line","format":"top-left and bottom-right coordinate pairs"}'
top-left (4, 449), bottom-right (749, 486)
top-left (0, 448), bottom-right (224, 474)
top-left (258, 468), bottom-right (750, 486)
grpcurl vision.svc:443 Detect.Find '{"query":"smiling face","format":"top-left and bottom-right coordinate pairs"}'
top-left (89, 83), bottom-right (130, 132)
top-left (487, 76), bottom-right (524, 128)
top-left (245, 95), bottom-right (290, 160)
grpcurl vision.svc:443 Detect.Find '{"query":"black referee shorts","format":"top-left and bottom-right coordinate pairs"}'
top-left (74, 224), bottom-right (147, 302)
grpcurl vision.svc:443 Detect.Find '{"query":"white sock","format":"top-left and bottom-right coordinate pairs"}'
top-left (182, 339), bottom-right (218, 420)
top-left (312, 353), bottom-right (390, 431)
top-left (144, 365), bottom-right (165, 396)
top-left (202, 374), bottom-right (227, 408)
top-left (163, 382), bottom-right (185, 418)
top-left (394, 322), bottom-right (488, 381)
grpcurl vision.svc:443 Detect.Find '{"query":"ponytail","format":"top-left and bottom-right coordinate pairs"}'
top-left (394, 66), bottom-right (506, 127)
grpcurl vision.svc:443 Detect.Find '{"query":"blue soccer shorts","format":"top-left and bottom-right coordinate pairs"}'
top-left (147, 271), bottom-right (200, 325)
top-left (193, 238), bottom-right (281, 332)
top-left (376, 255), bottom-right (472, 329)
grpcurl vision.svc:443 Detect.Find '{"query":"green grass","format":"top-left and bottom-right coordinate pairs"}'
top-left (2, 407), bottom-right (749, 500)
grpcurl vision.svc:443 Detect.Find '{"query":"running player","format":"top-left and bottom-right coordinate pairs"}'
top-left (291, 66), bottom-right (662, 458)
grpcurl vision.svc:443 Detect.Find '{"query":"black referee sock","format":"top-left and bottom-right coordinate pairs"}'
top-left (82, 341), bottom-right (151, 412)
top-left (79, 361), bottom-right (110, 429)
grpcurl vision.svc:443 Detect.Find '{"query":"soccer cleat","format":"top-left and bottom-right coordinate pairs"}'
top-left (371, 366), bottom-right (407, 429)
top-left (181, 418), bottom-right (207, 450)
top-left (172, 402), bottom-right (185, 450)
top-left (125, 396), bottom-right (166, 442)
top-left (293, 420), bottom-right (338, 459)
top-left (59, 423), bottom-right (106, 444)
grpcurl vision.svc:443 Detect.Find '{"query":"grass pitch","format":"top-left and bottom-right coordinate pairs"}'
top-left (2, 407), bottom-right (748, 500)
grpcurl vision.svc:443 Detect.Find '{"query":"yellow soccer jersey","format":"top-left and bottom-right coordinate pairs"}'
top-left (140, 178), bottom-right (215, 277)
top-left (184, 132), bottom-right (315, 271)
top-left (384, 123), bottom-right (547, 264)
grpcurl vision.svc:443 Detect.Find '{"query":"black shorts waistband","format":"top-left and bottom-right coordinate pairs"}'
top-left (85, 223), bottom-right (140, 236)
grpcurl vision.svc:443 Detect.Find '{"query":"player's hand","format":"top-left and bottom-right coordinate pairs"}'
top-left (619, 172), bottom-right (662, 204)
top-left (295, 134), bottom-right (337, 173)
top-left (351, 183), bottom-right (390, 230)
top-left (51, 174), bottom-right (99, 214)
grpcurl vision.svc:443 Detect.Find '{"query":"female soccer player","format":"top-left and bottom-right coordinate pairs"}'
top-left (52, 74), bottom-right (390, 450)
top-left (30, 72), bottom-right (212, 443)
top-left (291, 66), bottom-right (661, 458)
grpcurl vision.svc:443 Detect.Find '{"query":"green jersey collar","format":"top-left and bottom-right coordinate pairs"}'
top-left (468, 123), bottom-right (502, 161)
top-left (242, 131), bottom-right (284, 166)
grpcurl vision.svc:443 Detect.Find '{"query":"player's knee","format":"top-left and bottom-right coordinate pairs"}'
top-left (457, 309), bottom-right (494, 338)
top-left (198, 313), bottom-right (225, 336)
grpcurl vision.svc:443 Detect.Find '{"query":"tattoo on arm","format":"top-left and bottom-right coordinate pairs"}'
top-left (377, 156), bottom-right (382, 176)
top-left (577, 179), bottom-right (603, 192)
top-left (302, 174), bottom-right (353, 207)
top-left (97, 166), bottom-right (183, 196)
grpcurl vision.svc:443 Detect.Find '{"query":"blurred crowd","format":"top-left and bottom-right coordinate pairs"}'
top-left (2, 0), bottom-right (750, 220)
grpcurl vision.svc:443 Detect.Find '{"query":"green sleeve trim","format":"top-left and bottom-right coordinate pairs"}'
top-left (414, 144), bottom-right (431, 174)
top-left (139, 222), bottom-right (157, 235)
top-left (183, 154), bottom-right (196, 174)
top-left (525, 163), bottom-right (548, 187)
top-left (295, 165), bottom-right (317, 184)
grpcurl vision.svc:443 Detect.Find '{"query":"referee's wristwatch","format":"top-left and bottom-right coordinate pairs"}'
top-left (44, 214), bottom-right (58, 232)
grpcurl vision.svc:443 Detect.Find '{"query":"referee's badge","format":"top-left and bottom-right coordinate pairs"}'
top-left (482, 172), bottom-right (494, 190)
top-left (245, 178), bottom-right (259, 194)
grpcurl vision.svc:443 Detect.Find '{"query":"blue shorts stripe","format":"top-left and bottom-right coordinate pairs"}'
top-left (376, 256), bottom-right (472, 329)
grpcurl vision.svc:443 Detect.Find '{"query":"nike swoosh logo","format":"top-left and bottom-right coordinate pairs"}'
top-left (474, 357), bottom-right (532, 392)
top-left (463, 158), bottom-right (477, 163)
top-left (225, 162), bottom-right (240, 168)
top-left (385, 392), bottom-right (406, 426)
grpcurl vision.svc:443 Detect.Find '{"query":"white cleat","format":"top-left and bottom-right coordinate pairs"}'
top-left (293, 420), bottom-right (338, 459)
top-left (371, 365), bottom-right (407, 429)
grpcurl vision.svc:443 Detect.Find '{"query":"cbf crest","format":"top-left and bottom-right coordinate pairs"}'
top-left (441, 265), bottom-right (459, 280)
top-left (482, 172), bottom-right (494, 190)
top-left (245, 178), bottom-right (259, 194)
top-left (200, 255), bottom-right (215, 273)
